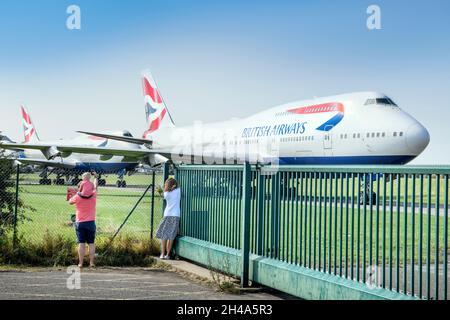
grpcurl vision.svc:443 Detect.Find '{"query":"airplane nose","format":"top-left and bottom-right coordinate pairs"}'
top-left (406, 123), bottom-right (430, 155)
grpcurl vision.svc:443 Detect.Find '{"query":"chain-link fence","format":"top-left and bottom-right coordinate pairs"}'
top-left (0, 160), bottom-right (165, 249)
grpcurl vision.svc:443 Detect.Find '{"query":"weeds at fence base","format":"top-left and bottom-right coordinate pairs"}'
top-left (206, 253), bottom-right (241, 294)
top-left (0, 232), bottom-right (160, 267)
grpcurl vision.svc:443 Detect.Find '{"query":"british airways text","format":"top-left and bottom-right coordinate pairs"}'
top-left (241, 122), bottom-right (307, 138)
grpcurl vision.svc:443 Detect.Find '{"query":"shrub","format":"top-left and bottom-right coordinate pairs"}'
top-left (0, 160), bottom-right (18, 235)
top-left (0, 160), bottom-right (33, 237)
top-left (0, 232), bottom-right (159, 267)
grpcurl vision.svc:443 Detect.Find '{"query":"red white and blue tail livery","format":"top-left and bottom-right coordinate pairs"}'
top-left (21, 105), bottom-right (39, 143)
top-left (142, 70), bottom-right (175, 139)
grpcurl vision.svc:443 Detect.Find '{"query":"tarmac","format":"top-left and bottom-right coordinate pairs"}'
top-left (0, 264), bottom-right (289, 300)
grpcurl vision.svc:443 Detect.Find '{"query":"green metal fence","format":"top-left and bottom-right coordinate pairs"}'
top-left (175, 164), bottom-right (449, 300)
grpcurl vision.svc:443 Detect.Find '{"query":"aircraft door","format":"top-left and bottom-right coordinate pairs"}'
top-left (323, 125), bottom-right (333, 154)
top-left (269, 136), bottom-right (281, 164)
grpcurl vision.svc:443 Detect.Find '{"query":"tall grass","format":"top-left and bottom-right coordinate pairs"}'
top-left (0, 232), bottom-right (160, 267)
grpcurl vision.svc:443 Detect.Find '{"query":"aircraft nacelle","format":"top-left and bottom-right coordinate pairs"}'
top-left (100, 154), bottom-right (114, 161)
top-left (42, 146), bottom-right (61, 160)
top-left (146, 154), bottom-right (168, 166)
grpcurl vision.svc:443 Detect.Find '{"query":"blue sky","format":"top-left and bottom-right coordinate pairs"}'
top-left (0, 0), bottom-right (449, 164)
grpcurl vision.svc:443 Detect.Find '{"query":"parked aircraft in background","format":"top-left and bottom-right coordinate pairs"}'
top-left (0, 106), bottom-right (144, 187)
top-left (0, 132), bottom-right (14, 143)
top-left (0, 132), bottom-right (16, 158)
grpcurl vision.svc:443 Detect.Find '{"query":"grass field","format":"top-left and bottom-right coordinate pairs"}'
top-left (15, 173), bottom-right (164, 244)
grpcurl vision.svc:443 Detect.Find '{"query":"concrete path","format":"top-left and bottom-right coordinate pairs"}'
top-left (0, 267), bottom-right (285, 300)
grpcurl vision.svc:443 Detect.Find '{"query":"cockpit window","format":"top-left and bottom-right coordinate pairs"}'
top-left (387, 98), bottom-right (398, 106)
top-left (364, 98), bottom-right (398, 106)
top-left (364, 99), bottom-right (376, 105)
top-left (122, 131), bottom-right (133, 137)
top-left (376, 98), bottom-right (392, 105)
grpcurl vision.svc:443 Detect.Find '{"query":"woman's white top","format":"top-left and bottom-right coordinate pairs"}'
top-left (163, 188), bottom-right (181, 217)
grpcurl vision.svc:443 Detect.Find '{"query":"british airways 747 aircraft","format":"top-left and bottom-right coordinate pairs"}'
top-left (0, 106), bottom-right (143, 186)
top-left (73, 70), bottom-right (430, 167)
top-left (2, 71), bottom-right (430, 169)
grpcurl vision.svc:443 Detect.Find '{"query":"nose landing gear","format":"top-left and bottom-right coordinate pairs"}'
top-left (359, 176), bottom-right (378, 205)
top-left (116, 180), bottom-right (127, 188)
top-left (115, 169), bottom-right (127, 188)
top-left (53, 173), bottom-right (65, 185)
top-left (38, 168), bottom-right (52, 185)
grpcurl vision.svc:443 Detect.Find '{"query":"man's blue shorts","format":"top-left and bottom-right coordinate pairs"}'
top-left (75, 221), bottom-right (96, 244)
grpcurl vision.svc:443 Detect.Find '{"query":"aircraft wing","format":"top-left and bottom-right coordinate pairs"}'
top-left (55, 145), bottom-right (159, 159)
top-left (77, 131), bottom-right (152, 145)
top-left (0, 142), bottom-right (170, 161)
top-left (0, 143), bottom-right (26, 151)
top-left (0, 142), bottom-right (60, 159)
top-left (2, 142), bottom-right (269, 165)
top-left (15, 158), bottom-right (77, 169)
top-left (0, 142), bottom-right (51, 151)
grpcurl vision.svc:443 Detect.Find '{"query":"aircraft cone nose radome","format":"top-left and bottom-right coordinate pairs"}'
top-left (406, 122), bottom-right (430, 155)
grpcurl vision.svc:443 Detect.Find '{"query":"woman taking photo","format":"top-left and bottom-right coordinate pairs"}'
top-left (156, 177), bottom-right (181, 259)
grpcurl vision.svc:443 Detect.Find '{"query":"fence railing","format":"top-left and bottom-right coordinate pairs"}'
top-left (175, 164), bottom-right (449, 300)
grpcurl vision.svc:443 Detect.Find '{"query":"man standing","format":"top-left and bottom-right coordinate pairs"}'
top-left (68, 172), bottom-right (98, 268)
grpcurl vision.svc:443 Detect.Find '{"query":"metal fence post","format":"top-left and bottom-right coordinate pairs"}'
top-left (256, 168), bottom-right (264, 256)
top-left (150, 170), bottom-right (155, 239)
top-left (241, 162), bottom-right (251, 288)
top-left (162, 162), bottom-right (170, 216)
top-left (13, 163), bottom-right (20, 248)
top-left (271, 171), bottom-right (280, 259)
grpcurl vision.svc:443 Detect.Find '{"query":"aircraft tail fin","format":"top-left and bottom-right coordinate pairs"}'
top-left (21, 105), bottom-right (40, 143)
top-left (141, 70), bottom-right (175, 139)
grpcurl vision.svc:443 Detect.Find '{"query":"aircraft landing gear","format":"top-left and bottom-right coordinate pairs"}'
top-left (116, 169), bottom-right (127, 188)
top-left (39, 168), bottom-right (52, 185)
top-left (71, 176), bottom-right (81, 186)
top-left (98, 177), bottom-right (107, 186)
top-left (116, 180), bottom-right (127, 188)
top-left (39, 178), bottom-right (51, 185)
top-left (54, 178), bottom-right (65, 185)
top-left (53, 174), bottom-right (65, 185)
